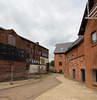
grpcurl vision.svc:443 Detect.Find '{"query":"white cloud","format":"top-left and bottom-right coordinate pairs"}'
top-left (0, 0), bottom-right (87, 62)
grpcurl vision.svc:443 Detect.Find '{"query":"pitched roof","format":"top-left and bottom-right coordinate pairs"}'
top-left (0, 27), bottom-right (6, 31)
top-left (0, 27), bottom-right (49, 50)
top-left (78, 0), bottom-right (94, 35)
top-left (54, 35), bottom-right (84, 54)
top-left (65, 35), bottom-right (84, 52)
top-left (54, 42), bottom-right (73, 54)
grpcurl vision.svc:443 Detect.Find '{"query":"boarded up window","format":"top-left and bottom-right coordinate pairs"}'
top-left (41, 58), bottom-right (45, 65)
top-left (8, 35), bottom-right (15, 46)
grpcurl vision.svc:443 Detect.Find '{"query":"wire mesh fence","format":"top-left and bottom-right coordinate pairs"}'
top-left (0, 65), bottom-right (46, 84)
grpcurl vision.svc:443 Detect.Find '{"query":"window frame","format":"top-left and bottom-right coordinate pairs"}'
top-left (93, 69), bottom-right (97, 82)
top-left (60, 48), bottom-right (63, 51)
top-left (59, 62), bottom-right (62, 66)
top-left (67, 57), bottom-right (69, 63)
top-left (8, 34), bottom-right (15, 46)
top-left (72, 55), bottom-right (74, 59)
top-left (59, 54), bottom-right (62, 58)
top-left (91, 31), bottom-right (97, 45)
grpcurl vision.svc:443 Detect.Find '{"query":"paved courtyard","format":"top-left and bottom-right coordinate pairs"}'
top-left (0, 74), bottom-right (97, 100)
top-left (34, 75), bottom-right (97, 100)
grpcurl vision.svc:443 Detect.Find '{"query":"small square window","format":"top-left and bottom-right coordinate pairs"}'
top-left (91, 31), bottom-right (97, 44)
top-left (59, 62), bottom-right (62, 66)
top-left (59, 54), bottom-right (62, 58)
top-left (60, 48), bottom-right (63, 51)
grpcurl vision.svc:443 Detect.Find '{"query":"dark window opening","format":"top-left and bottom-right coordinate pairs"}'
top-left (59, 62), bottom-right (62, 66)
top-left (27, 42), bottom-right (30, 47)
top-left (33, 54), bottom-right (35, 59)
top-left (59, 70), bottom-right (62, 73)
top-left (81, 69), bottom-right (85, 82)
top-left (39, 47), bottom-right (41, 51)
top-left (26, 65), bottom-right (29, 70)
top-left (93, 69), bottom-right (97, 82)
top-left (73, 69), bottom-right (76, 79)
top-left (33, 45), bottom-right (35, 49)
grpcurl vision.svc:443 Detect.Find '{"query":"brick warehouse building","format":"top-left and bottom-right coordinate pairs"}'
top-left (78, 0), bottom-right (97, 90)
top-left (54, 42), bottom-right (72, 73)
top-left (0, 27), bottom-right (49, 82)
top-left (54, 0), bottom-right (97, 90)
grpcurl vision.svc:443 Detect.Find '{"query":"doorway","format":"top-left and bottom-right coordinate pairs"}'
top-left (73, 69), bottom-right (76, 79)
top-left (81, 69), bottom-right (85, 82)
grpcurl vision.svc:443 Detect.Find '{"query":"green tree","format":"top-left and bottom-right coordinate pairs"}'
top-left (49, 60), bottom-right (54, 67)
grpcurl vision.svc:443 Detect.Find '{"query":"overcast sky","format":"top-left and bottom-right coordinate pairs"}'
top-left (0, 0), bottom-right (87, 62)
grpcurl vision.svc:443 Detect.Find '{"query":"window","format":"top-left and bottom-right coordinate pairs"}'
top-left (33, 45), bottom-right (35, 49)
top-left (27, 42), bottom-right (30, 47)
top-left (59, 54), bottom-right (62, 58)
top-left (91, 31), bottom-right (97, 44)
top-left (93, 69), bottom-right (97, 82)
top-left (60, 48), bottom-right (63, 51)
top-left (59, 70), bottom-right (62, 73)
top-left (44, 49), bottom-right (46, 53)
top-left (8, 35), bottom-right (15, 46)
top-left (39, 47), bottom-right (41, 51)
top-left (73, 69), bottom-right (76, 79)
top-left (26, 65), bottom-right (29, 70)
top-left (59, 62), bottom-right (62, 66)
top-left (72, 55), bottom-right (74, 59)
top-left (33, 54), bottom-right (35, 59)
top-left (67, 57), bottom-right (69, 63)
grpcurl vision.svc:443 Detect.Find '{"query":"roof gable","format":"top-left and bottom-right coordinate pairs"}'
top-left (54, 42), bottom-right (73, 54)
top-left (78, 0), bottom-right (94, 35)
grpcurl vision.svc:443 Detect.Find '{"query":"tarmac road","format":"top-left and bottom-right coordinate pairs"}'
top-left (0, 74), bottom-right (61, 100)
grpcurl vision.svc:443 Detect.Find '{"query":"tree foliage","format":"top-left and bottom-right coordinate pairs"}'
top-left (49, 60), bottom-right (54, 67)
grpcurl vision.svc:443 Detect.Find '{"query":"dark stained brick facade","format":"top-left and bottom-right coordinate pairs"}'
top-left (0, 28), bottom-right (49, 82)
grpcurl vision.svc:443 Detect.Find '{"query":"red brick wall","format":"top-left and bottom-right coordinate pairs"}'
top-left (78, 41), bottom-right (84, 57)
top-left (54, 53), bottom-right (65, 73)
top-left (64, 41), bottom-right (85, 82)
top-left (0, 29), bottom-right (49, 82)
top-left (0, 60), bottom-right (26, 82)
top-left (65, 47), bottom-right (77, 65)
top-left (84, 19), bottom-right (97, 90)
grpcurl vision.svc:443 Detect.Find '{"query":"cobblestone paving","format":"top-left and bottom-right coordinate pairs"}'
top-left (0, 74), bottom-right (61, 100)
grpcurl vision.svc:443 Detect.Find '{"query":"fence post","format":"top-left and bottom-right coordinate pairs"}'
top-left (10, 66), bottom-right (13, 85)
top-left (28, 70), bottom-right (30, 81)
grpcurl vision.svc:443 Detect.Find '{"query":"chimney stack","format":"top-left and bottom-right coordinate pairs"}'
top-left (36, 42), bottom-right (39, 45)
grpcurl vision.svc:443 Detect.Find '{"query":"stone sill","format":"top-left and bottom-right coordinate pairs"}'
top-left (91, 43), bottom-right (97, 47)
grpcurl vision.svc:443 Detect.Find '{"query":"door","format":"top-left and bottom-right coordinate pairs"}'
top-left (73, 69), bottom-right (76, 79)
top-left (81, 69), bottom-right (85, 82)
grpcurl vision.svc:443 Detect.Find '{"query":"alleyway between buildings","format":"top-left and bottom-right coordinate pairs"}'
top-left (0, 74), bottom-right (97, 100)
